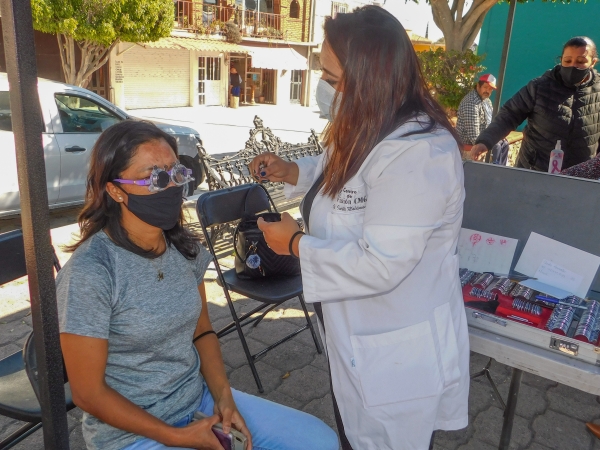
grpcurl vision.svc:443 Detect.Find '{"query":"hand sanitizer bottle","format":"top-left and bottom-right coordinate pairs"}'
top-left (548, 140), bottom-right (564, 174)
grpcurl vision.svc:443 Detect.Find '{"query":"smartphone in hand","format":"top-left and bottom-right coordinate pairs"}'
top-left (192, 411), bottom-right (247, 450)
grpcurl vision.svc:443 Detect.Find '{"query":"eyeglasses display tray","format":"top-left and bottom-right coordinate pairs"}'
top-left (461, 162), bottom-right (600, 367)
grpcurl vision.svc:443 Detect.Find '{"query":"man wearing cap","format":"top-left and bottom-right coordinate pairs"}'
top-left (456, 74), bottom-right (509, 165)
top-left (471, 37), bottom-right (600, 171)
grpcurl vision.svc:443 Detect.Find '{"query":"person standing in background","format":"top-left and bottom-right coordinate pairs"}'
top-left (456, 74), bottom-right (509, 165)
top-left (230, 67), bottom-right (242, 109)
top-left (471, 37), bottom-right (600, 171)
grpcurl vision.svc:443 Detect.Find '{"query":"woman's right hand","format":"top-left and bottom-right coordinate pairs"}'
top-left (249, 152), bottom-right (299, 185)
top-left (168, 414), bottom-right (225, 450)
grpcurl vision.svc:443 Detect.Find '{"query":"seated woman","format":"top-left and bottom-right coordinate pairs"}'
top-left (57, 120), bottom-right (339, 450)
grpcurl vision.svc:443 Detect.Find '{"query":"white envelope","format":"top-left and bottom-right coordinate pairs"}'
top-left (514, 232), bottom-right (600, 298)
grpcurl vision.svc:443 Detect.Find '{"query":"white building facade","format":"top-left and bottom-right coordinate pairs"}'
top-left (109, 37), bottom-right (247, 110)
top-left (305, 0), bottom-right (375, 107)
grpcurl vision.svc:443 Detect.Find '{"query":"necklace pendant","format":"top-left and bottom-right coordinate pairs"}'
top-left (157, 271), bottom-right (164, 281)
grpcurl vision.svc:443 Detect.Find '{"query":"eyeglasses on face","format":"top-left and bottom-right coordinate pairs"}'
top-left (113, 161), bottom-right (194, 192)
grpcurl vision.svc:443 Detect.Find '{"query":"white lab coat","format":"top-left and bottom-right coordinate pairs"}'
top-left (285, 118), bottom-right (470, 449)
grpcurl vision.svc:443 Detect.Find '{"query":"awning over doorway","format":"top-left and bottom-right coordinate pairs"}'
top-left (136, 36), bottom-right (249, 53)
top-left (241, 46), bottom-right (307, 70)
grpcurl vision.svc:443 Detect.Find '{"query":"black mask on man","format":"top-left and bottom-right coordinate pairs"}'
top-left (122, 185), bottom-right (183, 230)
top-left (560, 66), bottom-right (590, 88)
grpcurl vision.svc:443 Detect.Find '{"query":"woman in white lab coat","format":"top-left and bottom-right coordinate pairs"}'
top-left (250, 6), bottom-right (469, 449)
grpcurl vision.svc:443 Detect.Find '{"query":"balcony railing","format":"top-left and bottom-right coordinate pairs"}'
top-left (174, 1), bottom-right (286, 40)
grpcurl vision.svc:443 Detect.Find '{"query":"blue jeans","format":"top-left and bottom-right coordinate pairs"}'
top-left (122, 383), bottom-right (339, 450)
top-left (491, 139), bottom-right (509, 166)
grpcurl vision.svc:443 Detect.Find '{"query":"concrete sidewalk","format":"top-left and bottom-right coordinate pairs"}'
top-left (129, 104), bottom-right (329, 156)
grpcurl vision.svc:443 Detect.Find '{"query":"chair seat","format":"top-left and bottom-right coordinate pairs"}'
top-left (223, 269), bottom-right (302, 303)
top-left (0, 351), bottom-right (74, 422)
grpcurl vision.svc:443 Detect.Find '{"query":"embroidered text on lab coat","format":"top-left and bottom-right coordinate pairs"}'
top-left (333, 185), bottom-right (368, 214)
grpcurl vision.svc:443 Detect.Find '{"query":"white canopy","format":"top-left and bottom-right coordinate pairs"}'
top-left (241, 46), bottom-right (307, 70)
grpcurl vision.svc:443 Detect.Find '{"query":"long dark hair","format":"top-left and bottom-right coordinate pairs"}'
top-left (67, 120), bottom-right (201, 260)
top-left (321, 5), bottom-right (460, 197)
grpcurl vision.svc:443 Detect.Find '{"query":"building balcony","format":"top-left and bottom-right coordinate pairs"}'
top-left (174, 1), bottom-right (288, 41)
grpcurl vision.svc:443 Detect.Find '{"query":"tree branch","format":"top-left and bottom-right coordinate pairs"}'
top-left (450, 0), bottom-right (459, 19)
top-left (430, 0), bottom-right (454, 37)
top-left (56, 34), bottom-right (68, 82)
top-left (76, 44), bottom-right (95, 87)
top-left (462, 12), bottom-right (486, 52)
top-left (79, 40), bottom-right (118, 88)
top-left (461, 0), bottom-right (498, 36)
top-left (455, 0), bottom-right (466, 26)
top-left (68, 35), bottom-right (76, 84)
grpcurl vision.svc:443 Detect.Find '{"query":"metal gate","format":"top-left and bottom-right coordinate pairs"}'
top-left (290, 69), bottom-right (302, 104)
top-left (198, 56), bottom-right (222, 106)
top-left (124, 47), bottom-right (190, 109)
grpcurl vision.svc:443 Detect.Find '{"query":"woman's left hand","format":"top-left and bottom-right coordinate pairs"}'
top-left (213, 391), bottom-right (253, 450)
top-left (257, 212), bottom-right (300, 255)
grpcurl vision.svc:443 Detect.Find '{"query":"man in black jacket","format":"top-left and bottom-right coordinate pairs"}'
top-left (471, 36), bottom-right (600, 171)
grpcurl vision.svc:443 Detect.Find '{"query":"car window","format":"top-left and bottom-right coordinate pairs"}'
top-left (0, 91), bottom-right (12, 131)
top-left (55, 94), bottom-right (121, 133)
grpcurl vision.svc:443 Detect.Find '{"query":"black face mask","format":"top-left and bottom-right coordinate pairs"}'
top-left (560, 65), bottom-right (590, 88)
top-left (123, 186), bottom-right (184, 230)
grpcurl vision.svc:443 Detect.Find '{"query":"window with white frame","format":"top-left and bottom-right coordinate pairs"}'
top-left (331, 2), bottom-right (348, 18)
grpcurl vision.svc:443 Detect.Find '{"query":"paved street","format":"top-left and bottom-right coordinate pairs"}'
top-left (130, 104), bottom-right (329, 156)
top-left (1, 106), bottom-right (600, 449)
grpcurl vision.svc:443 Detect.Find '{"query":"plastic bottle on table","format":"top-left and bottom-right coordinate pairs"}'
top-left (548, 140), bottom-right (564, 174)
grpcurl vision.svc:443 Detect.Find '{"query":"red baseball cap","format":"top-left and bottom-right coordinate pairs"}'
top-left (479, 74), bottom-right (497, 89)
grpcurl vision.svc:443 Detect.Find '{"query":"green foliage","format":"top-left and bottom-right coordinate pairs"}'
top-left (224, 22), bottom-right (242, 44)
top-left (209, 20), bottom-right (227, 34)
top-left (259, 27), bottom-right (283, 39)
top-left (31, 0), bottom-right (174, 45)
top-left (416, 48), bottom-right (486, 115)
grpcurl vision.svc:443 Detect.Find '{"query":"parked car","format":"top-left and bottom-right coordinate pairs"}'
top-left (0, 73), bottom-right (205, 218)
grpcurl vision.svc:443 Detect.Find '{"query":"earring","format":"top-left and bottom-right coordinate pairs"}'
top-left (118, 196), bottom-right (123, 201)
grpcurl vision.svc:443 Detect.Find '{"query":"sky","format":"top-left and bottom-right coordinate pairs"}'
top-left (383, 0), bottom-right (445, 42)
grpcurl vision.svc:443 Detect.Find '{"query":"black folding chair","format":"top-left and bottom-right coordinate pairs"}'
top-left (0, 230), bottom-right (74, 449)
top-left (196, 184), bottom-right (322, 393)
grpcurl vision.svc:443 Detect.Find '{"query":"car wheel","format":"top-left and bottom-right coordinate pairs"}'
top-left (179, 155), bottom-right (204, 196)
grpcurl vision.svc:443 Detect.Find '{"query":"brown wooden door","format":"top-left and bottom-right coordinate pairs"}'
top-left (88, 64), bottom-right (110, 100)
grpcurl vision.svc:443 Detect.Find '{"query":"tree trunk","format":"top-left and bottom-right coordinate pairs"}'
top-left (56, 33), bottom-right (117, 88)
top-left (430, 0), bottom-right (497, 52)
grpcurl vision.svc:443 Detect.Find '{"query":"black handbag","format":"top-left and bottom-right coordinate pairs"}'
top-left (233, 190), bottom-right (301, 279)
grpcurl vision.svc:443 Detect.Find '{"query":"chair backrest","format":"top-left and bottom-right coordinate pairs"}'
top-left (22, 332), bottom-right (69, 404)
top-left (0, 229), bottom-right (62, 286)
top-left (196, 183), bottom-right (273, 228)
top-left (23, 332), bottom-right (41, 402)
top-left (0, 230), bottom-right (27, 285)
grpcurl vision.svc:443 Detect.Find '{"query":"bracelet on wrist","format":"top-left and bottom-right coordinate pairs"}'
top-left (193, 330), bottom-right (216, 343)
top-left (289, 231), bottom-right (305, 259)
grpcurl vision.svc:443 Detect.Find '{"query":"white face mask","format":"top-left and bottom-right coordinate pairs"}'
top-left (316, 78), bottom-right (341, 122)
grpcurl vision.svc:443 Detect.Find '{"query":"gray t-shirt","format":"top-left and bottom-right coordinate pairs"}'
top-left (56, 231), bottom-right (212, 450)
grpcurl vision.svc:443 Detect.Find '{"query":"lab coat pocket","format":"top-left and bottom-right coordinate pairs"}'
top-left (350, 321), bottom-right (442, 408)
top-left (434, 302), bottom-right (461, 390)
top-left (327, 212), bottom-right (365, 239)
